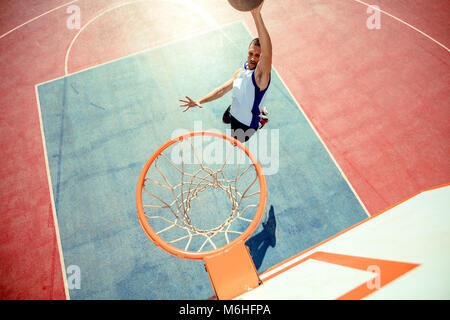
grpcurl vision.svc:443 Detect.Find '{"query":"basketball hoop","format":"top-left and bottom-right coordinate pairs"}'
top-left (136, 131), bottom-right (267, 299)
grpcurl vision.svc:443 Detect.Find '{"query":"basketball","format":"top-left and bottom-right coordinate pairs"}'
top-left (228, 0), bottom-right (264, 12)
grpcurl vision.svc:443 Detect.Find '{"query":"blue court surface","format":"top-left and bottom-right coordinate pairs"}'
top-left (37, 22), bottom-right (368, 299)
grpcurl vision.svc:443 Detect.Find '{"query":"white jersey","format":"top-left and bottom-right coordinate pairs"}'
top-left (230, 62), bottom-right (271, 129)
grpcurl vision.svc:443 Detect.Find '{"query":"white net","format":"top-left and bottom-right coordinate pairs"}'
top-left (141, 134), bottom-right (262, 253)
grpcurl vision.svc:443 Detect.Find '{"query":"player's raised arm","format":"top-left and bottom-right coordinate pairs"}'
top-left (251, 1), bottom-right (272, 89)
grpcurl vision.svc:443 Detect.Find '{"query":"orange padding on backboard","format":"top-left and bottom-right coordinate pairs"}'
top-left (260, 183), bottom-right (448, 283)
top-left (203, 241), bottom-right (261, 300)
top-left (310, 251), bottom-right (420, 300)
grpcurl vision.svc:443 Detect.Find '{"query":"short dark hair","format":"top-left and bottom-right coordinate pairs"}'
top-left (249, 38), bottom-right (260, 48)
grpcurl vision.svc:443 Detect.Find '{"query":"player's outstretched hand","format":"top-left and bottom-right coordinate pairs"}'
top-left (179, 96), bottom-right (203, 112)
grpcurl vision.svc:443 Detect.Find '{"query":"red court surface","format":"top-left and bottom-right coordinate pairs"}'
top-left (0, 0), bottom-right (449, 299)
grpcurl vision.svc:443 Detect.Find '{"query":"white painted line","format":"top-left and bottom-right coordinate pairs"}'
top-left (34, 84), bottom-right (71, 300)
top-left (0, 0), bottom-right (79, 40)
top-left (38, 19), bottom-right (242, 86)
top-left (64, 0), bottom-right (226, 75)
top-left (64, 0), bottom-right (144, 75)
top-left (274, 67), bottom-right (371, 217)
top-left (351, 0), bottom-right (450, 52)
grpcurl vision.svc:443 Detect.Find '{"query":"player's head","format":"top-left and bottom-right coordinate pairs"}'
top-left (247, 38), bottom-right (261, 70)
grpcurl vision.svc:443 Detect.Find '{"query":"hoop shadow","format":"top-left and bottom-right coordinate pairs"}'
top-left (245, 205), bottom-right (277, 270)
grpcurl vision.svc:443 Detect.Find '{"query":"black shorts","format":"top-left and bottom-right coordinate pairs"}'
top-left (222, 106), bottom-right (257, 143)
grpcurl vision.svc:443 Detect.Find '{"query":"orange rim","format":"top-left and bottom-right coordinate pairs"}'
top-left (136, 131), bottom-right (267, 260)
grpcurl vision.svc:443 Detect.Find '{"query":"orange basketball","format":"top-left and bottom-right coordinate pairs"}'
top-left (228, 0), bottom-right (263, 12)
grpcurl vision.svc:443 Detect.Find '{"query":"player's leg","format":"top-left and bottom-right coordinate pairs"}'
top-left (259, 106), bottom-right (269, 129)
top-left (222, 106), bottom-right (232, 124)
top-left (230, 115), bottom-right (257, 142)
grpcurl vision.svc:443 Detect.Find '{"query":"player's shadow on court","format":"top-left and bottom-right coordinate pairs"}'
top-left (245, 205), bottom-right (276, 270)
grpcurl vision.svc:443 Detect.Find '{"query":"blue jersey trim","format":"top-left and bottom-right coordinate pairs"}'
top-left (249, 72), bottom-right (271, 129)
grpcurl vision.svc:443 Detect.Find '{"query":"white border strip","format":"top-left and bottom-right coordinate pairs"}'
top-left (0, 0), bottom-right (79, 40)
top-left (34, 85), bottom-right (71, 300)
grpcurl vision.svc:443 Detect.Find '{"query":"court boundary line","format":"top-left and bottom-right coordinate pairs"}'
top-left (0, 0), bottom-right (79, 40)
top-left (350, 0), bottom-right (449, 52)
top-left (273, 69), bottom-right (370, 217)
top-left (64, 0), bottom-right (144, 75)
top-left (2, 0), bottom-right (448, 54)
top-left (36, 20), bottom-right (242, 86)
top-left (34, 85), bottom-right (71, 300)
top-left (63, 0), bottom-right (228, 75)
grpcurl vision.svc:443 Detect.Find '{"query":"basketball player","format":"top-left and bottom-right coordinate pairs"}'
top-left (179, 1), bottom-right (272, 142)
